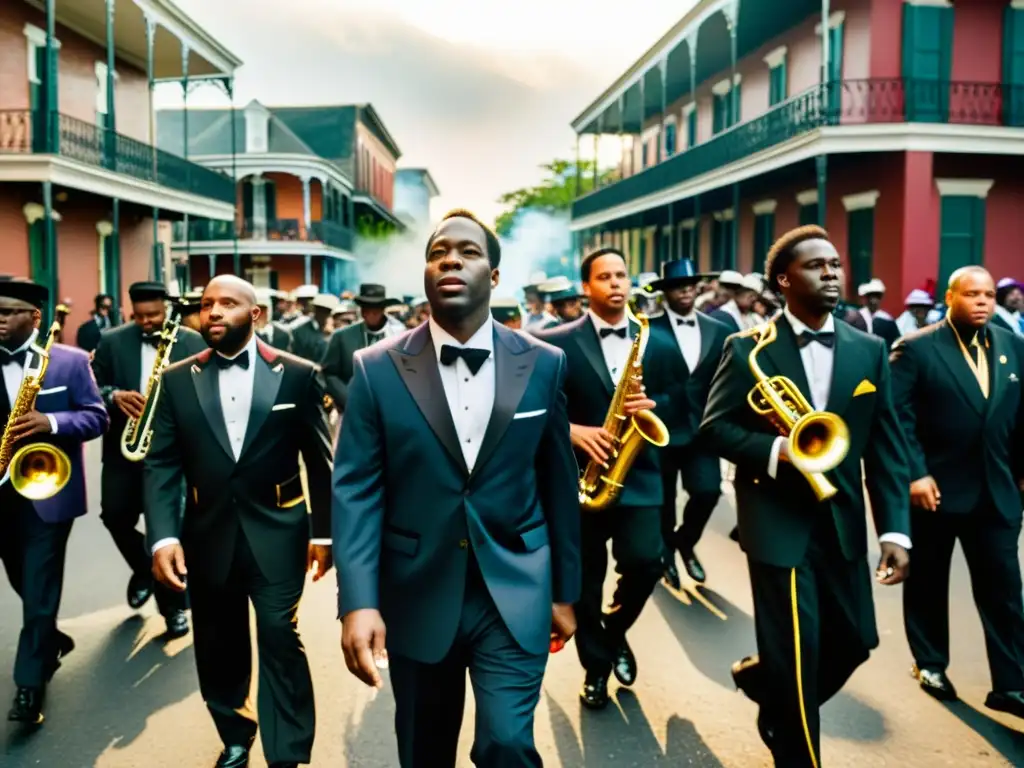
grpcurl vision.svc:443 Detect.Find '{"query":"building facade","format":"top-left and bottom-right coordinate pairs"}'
top-left (0, 0), bottom-right (240, 339)
top-left (157, 101), bottom-right (404, 294)
top-left (570, 0), bottom-right (1024, 314)
top-left (394, 167), bottom-right (440, 230)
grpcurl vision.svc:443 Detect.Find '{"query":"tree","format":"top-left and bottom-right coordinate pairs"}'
top-left (493, 159), bottom-right (617, 237)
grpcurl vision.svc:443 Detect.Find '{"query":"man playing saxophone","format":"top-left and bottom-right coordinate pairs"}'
top-left (91, 281), bottom-right (205, 638)
top-left (700, 226), bottom-right (911, 767)
top-left (0, 278), bottom-right (107, 725)
top-left (537, 247), bottom-right (687, 710)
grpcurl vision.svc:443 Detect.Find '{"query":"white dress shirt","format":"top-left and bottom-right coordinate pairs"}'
top-left (588, 310), bottom-right (632, 385)
top-left (764, 308), bottom-right (911, 550)
top-left (429, 316), bottom-right (496, 473)
top-left (1, 330), bottom-right (58, 434)
top-left (665, 307), bottom-right (702, 372)
top-left (858, 307), bottom-right (893, 335)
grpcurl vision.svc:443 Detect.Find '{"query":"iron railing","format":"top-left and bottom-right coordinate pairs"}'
top-left (572, 78), bottom-right (1024, 219)
top-left (174, 217), bottom-right (354, 252)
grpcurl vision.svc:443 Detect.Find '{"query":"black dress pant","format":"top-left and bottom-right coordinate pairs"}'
top-left (0, 485), bottom-right (73, 688)
top-left (659, 443), bottom-right (722, 555)
top-left (904, 506), bottom-right (1024, 692)
top-left (100, 462), bottom-right (185, 616)
top-left (575, 504), bottom-right (663, 675)
top-left (188, 529), bottom-right (315, 764)
top-left (389, 556), bottom-right (548, 768)
top-left (747, 517), bottom-right (877, 768)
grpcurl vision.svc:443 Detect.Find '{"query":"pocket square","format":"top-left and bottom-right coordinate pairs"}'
top-left (272, 403), bottom-right (296, 411)
top-left (513, 409), bottom-right (546, 420)
top-left (853, 379), bottom-right (876, 397)
top-left (1011, 373), bottom-right (1019, 383)
top-left (37, 386), bottom-right (67, 395)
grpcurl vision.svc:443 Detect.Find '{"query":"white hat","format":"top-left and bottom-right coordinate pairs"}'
top-left (537, 276), bottom-right (573, 294)
top-left (858, 279), bottom-right (886, 297)
top-left (332, 299), bottom-right (358, 315)
top-left (719, 270), bottom-right (744, 288)
top-left (741, 273), bottom-right (764, 294)
top-left (254, 288), bottom-right (274, 307)
top-left (312, 293), bottom-right (340, 311)
top-left (292, 284), bottom-right (318, 300)
top-left (904, 289), bottom-right (933, 307)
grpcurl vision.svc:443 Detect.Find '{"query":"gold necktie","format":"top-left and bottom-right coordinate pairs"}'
top-left (970, 336), bottom-right (989, 399)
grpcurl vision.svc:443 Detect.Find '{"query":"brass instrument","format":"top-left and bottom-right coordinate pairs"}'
top-left (120, 306), bottom-right (181, 461)
top-left (579, 308), bottom-right (670, 511)
top-left (0, 321), bottom-right (72, 500)
top-left (745, 320), bottom-right (850, 501)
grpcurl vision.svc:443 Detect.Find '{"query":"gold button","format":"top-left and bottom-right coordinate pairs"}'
top-left (458, 539), bottom-right (468, 549)
top-left (753, 478), bottom-right (760, 485)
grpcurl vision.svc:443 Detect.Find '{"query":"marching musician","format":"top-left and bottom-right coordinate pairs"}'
top-left (646, 258), bottom-right (731, 587)
top-left (254, 288), bottom-right (292, 352)
top-left (701, 226), bottom-right (911, 766)
top-left (890, 266), bottom-right (1024, 716)
top-left (91, 281), bottom-right (205, 638)
top-left (0, 278), bottom-right (108, 725)
top-left (144, 276), bottom-right (333, 768)
top-left (178, 289), bottom-right (204, 334)
top-left (334, 209), bottom-right (580, 766)
top-left (537, 247), bottom-right (687, 709)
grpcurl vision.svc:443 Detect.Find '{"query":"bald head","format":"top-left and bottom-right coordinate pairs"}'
top-left (200, 275), bottom-right (260, 354)
top-left (948, 265), bottom-right (992, 294)
top-left (205, 274), bottom-right (257, 306)
top-left (945, 265), bottom-right (995, 330)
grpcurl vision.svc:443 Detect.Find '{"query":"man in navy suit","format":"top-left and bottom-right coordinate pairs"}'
top-left (0, 278), bottom-right (108, 724)
top-left (333, 209), bottom-right (581, 767)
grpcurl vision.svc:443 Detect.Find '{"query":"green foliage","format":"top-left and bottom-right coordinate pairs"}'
top-left (356, 215), bottom-right (395, 241)
top-left (493, 159), bottom-right (617, 237)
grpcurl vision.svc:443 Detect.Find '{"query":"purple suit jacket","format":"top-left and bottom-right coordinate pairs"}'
top-left (20, 343), bottom-right (108, 523)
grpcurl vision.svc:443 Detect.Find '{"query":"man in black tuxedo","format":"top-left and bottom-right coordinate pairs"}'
top-left (91, 282), bottom-right (205, 638)
top-left (74, 293), bottom-right (117, 352)
top-left (646, 259), bottom-right (731, 587)
top-left (144, 275), bottom-right (334, 768)
top-left (254, 288), bottom-right (292, 352)
top-left (334, 209), bottom-right (580, 767)
top-left (890, 265), bottom-right (1024, 717)
top-left (701, 225), bottom-right (911, 766)
top-left (536, 247), bottom-right (687, 709)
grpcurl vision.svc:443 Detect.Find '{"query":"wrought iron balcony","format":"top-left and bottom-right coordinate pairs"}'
top-left (173, 217), bottom-right (354, 251)
top-left (0, 109), bottom-right (235, 205)
top-left (572, 78), bottom-right (1024, 220)
top-left (309, 220), bottom-right (354, 251)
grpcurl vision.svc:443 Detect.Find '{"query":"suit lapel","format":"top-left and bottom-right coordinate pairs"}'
top-left (191, 356), bottom-right (235, 461)
top-left (389, 324), bottom-right (469, 475)
top-left (695, 313), bottom-right (717, 370)
top-left (825, 321), bottom-right (861, 415)
top-left (123, 325), bottom-right (143, 388)
top-left (935, 322), bottom-right (986, 416)
top-left (240, 342), bottom-right (285, 458)
top-left (473, 326), bottom-right (538, 476)
top-left (574, 317), bottom-right (615, 395)
top-left (761, 317), bottom-right (813, 404)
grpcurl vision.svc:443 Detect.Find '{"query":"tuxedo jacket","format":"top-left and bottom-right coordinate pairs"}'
top-left (847, 311), bottom-right (901, 350)
top-left (700, 316), bottom-right (911, 568)
top-left (332, 322), bottom-right (581, 664)
top-left (535, 314), bottom-right (688, 508)
top-left (143, 341), bottom-right (334, 585)
top-left (321, 320), bottom-right (372, 411)
top-left (890, 320), bottom-right (1024, 522)
top-left (259, 322), bottom-right (292, 352)
top-left (649, 311), bottom-right (731, 446)
top-left (91, 322), bottom-right (207, 467)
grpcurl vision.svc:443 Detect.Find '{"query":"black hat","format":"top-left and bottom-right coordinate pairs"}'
top-left (177, 289), bottom-right (203, 317)
top-left (648, 259), bottom-right (700, 292)
top-left (128, 281), bottom-right (167, 303)
top-left (0, 278), bottom-right (48, 309)
top-left (354, 283), bottom-right (399, 307)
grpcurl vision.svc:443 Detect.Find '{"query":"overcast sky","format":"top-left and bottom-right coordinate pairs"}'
top-left (157, 0), bottom-right (695, 225)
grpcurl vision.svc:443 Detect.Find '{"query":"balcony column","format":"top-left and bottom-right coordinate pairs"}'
top-left (227, 77), bottom-right (239, 275)
top-left (816, 155), bottom-right (828, 228)
top-left (144, 15), bottom-right (162, 282)
top-left (44, 0), bottom-right (57, 153)
top-left (104, 0), bottom-right (116, 134)
top-left (593, 115), bottom-right (602, 189)
top-left (693, 195), bottom-right (702, 262)
top-left (616, 94), bottom-right (625, 177)
top-left (574, 134), bottom-right (581, 196)
top-left (638, 76), bottom-right (646, 169)
top-left (658, 58), bottom-right (667, 163)
top-left (180, 44), bottom-right (190, 161)
top-left (301, 175), bottom-right (313, 286)
top-left (41, 183), bottom-right (58, 327)
top-left (724, 2), bottom-right (739, 125)
top-left (251, 174), bottom-right (267, 238)
top-left (731, 184), bottom-right (740, 269)
top-left (820, 0), bottom-right (831, 88)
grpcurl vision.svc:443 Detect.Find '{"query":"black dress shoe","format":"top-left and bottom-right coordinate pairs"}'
top-left (911, 665), bottom-right (958, 701)
top-left (732, 655), bottom-right (766, 704)
top-left (985, 690), bottom-right (1024, 719)
top-left (164, 610), bottom-right (190, 639)
top-left (127, 573), bottom-right (154, 610)
top-left (215, 745), bottom-right (249, 768)
top-left (8, 687), bottom-right (44, 725)
top-left (579, 672), bottom-right (609, 710)
top-left (662, 562), bottom-right (681, 591)
top-left (680, 550), bottom-right (706, 583)
top-left (613, 641), bottom-right (637, 687)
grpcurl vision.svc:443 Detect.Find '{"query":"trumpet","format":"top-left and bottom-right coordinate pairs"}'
top-left (745, 320), bottom-right (849, 501)
top-left (0, 322), bottom-right (72, 500)
top-left (121, 306), bottom-right (181, 461)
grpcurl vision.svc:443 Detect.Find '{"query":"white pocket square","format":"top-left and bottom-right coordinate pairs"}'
top-left (37, 386), bottom-right (67, 395)
top-left (513, 409), bottom-right (546, 420)
top-left (272, 403), bottom-right (296, 411)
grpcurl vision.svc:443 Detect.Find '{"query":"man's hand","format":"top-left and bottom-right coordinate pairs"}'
top-left (623, 391), bottom-right (656, 415)
top-left (570, 424), bottom-right (614, 466)
top-left (876, 542), bottom-right (910, 586)
top-left (7, 411), bottom-right (52, 444)
top-left (910, 475), bottom-right (941, 511)
top-left (307, 543), bottom-right (333, 582)
top-left (152, 543), bottom-right (187, 592)
top-left (550, 603), bottom-right (576, 653)
top-left (113, 390), bottom-right (147, 420)
top-left (341, 609), bottom-right (387, 688)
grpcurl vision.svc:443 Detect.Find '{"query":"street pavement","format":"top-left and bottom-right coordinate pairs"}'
top-left (2, 439), bottom-right (1024, 767)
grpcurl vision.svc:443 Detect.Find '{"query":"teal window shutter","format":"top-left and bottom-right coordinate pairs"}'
top-left (938, 196), bottom-right (986, 291)
top-left (1005, 8), bottom-right (1024, 126)
top-left (731, 82), bottom-right (742, 126)
top-left (769, 63), bottom-right (788, 107)
top-left (846, 207), bottom-right (875, 294)
top-left (902, 4), bottom-right (953, 122)
top-left (687, 109), bottom-right (697, 148)
top-left (713, 94), bottom-right (726, 134)
top-left (798, 203), bottom-right (818, 226)
top-left (752, 213), bottom-right (775, 274)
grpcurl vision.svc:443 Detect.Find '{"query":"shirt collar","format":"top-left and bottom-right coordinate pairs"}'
top-left (217, 332), bottom-right (257, 362)
top-left (428, 316), bottom-right (494, 362)
top-left (665, 307), bottom-right (697, 324)
top-left (588, 309), bottom-right (629, 332)
top-left (784, 306), bottom-right (835, 336)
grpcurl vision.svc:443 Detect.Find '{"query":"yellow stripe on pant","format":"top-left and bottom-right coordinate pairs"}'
top-left (790, 568), bottom-right (819, 768)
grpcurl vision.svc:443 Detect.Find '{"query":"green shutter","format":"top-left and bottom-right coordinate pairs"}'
top-left (769, 64), bottom-right (788, 107)
top-left (847, 207), bottom-right (875, 294)
top-left (902, 4), bottom-right (953, 122)
top-left (27, 219), bottom-right (47, 284)
top-left (687, 110), bottom-right (697, 147)
top-left (938, 196), bottom-right (986, 291)
top-left (828, 23), bottom-right (844, 116)
top-left (102, 231), bottom-right (118, 298)
top-left (1005, 8), bottom-right (1024, 126)
top-left (731, 83), bottom-right (742, 126)
top-left (799, 203), bottom-right (818, 226)
top-left (753, 213), bottom-right (775, 274)
top-left (712, 94), bottom-right (725, 134)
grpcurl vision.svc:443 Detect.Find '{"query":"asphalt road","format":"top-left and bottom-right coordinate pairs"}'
top-left (2, 440), bottom-right (1023, 767)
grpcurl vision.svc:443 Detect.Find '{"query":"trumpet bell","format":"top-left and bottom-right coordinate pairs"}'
top-left (789, 411), bottom-right (850, 475)
top-left (9, 443), bottom-right (71, 500)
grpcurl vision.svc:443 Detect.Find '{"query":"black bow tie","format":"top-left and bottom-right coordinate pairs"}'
top-left (215, 350), bottom-right (250, 370)
top-left (599, 326), bottom-right (627, 339)
top-left (142, 334), bottom-right (161, 348)
top-left (676, 318), bottom-right (696, 327)
top-left (797, 330), bottom-right (836, 349)
top-left (439, 344), bottom-right (490, 375)
top-left (0, 348), bottom-right (26, 366)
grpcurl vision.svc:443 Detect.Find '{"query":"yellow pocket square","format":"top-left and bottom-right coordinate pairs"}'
top-left (853, 379), bottom-right (876, 397)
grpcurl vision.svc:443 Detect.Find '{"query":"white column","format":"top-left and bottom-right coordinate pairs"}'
top-left (301, 175), bottom-right (312, 234)
top-left (251, 174), bottom-right (266, 238)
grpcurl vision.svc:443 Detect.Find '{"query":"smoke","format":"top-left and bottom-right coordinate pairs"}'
top-left (352, 222), bottom-right (432, 301)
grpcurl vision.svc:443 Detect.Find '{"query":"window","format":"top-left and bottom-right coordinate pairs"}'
top-left (713, 93), bottom-right (729, 134)
top-left (95, 61), bottom-right (117, 130)
top-left (799, 204), bottom-right (819, 226)
top-left (1004, 7), bottom-right (1024, 126)
top-left (685, 106), bottom-right (697, 149)
top-left (678, 222), bottom-right (698, 261)
top-left (902, 2), bottom-right (953, 122)
top-left (938, 195), bottom-right (986, 292)
top-left (25, 25), bottom-right (59, 151)
top-left (765, 46), bottom-right (788, 107)
top-left (711, 214), bottom-right (735, 271)
top-left (847, 207), bottom-right (875, 294)
top-left (664, 120), bottom-right (677, 157)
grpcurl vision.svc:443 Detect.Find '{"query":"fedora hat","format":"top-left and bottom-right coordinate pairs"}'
top-left (649, 259), bottom-right (700, 292)
top-left (354, 283), bottom-right (399, 307)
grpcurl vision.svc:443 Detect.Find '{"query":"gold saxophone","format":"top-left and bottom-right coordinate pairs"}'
top-left (121, 308), bottom-right (181, 462)
top-left (744, 320), bottom-right (850, 501)
top-left (0, 321), bottom-right (72, 500)
top-left (579, 308), bottom-right (670, 511)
